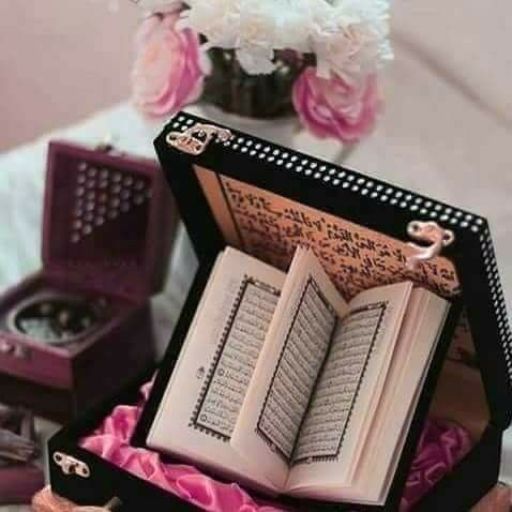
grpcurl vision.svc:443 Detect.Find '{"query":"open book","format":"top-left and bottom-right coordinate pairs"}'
top-left (146, 247), bottom-right (450, 505)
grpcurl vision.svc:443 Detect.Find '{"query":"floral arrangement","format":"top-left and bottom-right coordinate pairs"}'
top-left (131, 0), bottom-right (392, 143)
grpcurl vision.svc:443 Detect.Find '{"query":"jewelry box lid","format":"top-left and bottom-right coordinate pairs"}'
top-left (154, 112), bottom-right (512, 429)
top-left (42, 141), bottom-right (175, 300)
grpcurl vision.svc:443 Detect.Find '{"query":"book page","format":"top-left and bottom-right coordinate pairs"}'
top-left (288, 289), bottom-right (449, 504)
top-left (291, 302), bottom-right (387, 464)
top-left (286, 281), bottom-right (412, 494)
top-left (231, 247), bottom-right (348, 490)
top-left (366, 291), bottom-right (449, 505)
top-left (146, 247), bottom-right (286, 491)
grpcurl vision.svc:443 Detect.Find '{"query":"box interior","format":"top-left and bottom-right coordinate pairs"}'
top-left (193, 165), bottom-right (490, 444)
top-left (0, 273), bottom-right (135, 357)
top-left (429, 312), bottom-right (490, 441)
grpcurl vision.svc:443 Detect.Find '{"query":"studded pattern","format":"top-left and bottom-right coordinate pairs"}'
top-left (168, 113), bottom-right (512, 386)
top-left (71, 162), bottom-right (151, 243)
top-left (170, 115), bottom-right (485, 234)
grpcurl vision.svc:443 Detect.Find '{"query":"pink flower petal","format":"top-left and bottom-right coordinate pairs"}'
top-left (292, 66), bottom-right (380, 143)
top-left (131, 12), bottom-right (208, 118)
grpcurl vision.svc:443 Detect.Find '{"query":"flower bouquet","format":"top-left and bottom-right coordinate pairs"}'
top-left (131, 0), bottom-right (392, 143)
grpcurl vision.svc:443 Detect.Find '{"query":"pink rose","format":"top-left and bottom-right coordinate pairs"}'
top-left (292, 67), bottom-right (380, 142)
top-left (132, 11), bottom-right (209, 118)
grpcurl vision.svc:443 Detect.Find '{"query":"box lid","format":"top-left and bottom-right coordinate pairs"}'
top-left (154, 112), bottom-right (512, 429)
top-left (43, 141), bottom-right (175, 300)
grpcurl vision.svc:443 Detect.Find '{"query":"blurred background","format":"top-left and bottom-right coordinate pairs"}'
top-left (1, 0), bottom-right (511, 152)
top-left (0, 1), bottom-right (138, 151)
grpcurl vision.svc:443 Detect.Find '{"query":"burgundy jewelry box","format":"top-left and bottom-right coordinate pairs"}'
top-left (0, 141), bottom-right (176, 422)
top-left (48, 114), bottom-right (511, 510)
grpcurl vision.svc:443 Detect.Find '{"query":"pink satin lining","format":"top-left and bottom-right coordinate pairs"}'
top-left (79, 383), bottom-right (471, 511)
top-left (400, 417), bottom-right (472, 510)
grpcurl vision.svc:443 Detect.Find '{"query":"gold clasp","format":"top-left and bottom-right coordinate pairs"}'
top-left (166, 123), bottom-right (233, 155)
top-left (406, 220), bottom-right (455, 270)
top-left (53, 451), bottom-right (90, 478)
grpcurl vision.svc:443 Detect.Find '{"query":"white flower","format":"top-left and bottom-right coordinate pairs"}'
top-left (181, 0), bottom-right (240, 48)
top-left (134, 0), bottom-right (392, 78)
top-left (312, 0), bottom-right (393, 80)
top-left (237, 2), bottom-right (281, 74)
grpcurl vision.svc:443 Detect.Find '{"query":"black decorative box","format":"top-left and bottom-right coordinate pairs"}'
top-left (49, 113), bottom-right (511, 511)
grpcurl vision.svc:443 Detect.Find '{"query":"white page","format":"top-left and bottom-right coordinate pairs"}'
top-left (286, 281), bottom-right (413, 494)
top-left (293, 289), bottom-right (448, 504)
top-left (231, 247), bottom-right (348, 491)
top-left (146, 247), bottom-right (286, 492)
top-left (371, 291), bottom-right (449, 504)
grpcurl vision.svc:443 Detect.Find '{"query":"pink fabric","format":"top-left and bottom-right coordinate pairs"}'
top-left (400, 419), bottom-right (472, 511)
top-left (80, 383), bottom-right (471, 511)
top-left (80, 382), bottom-right (284, 512)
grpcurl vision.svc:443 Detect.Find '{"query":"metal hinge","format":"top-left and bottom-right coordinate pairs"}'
top-left (406, 220), bottom-right (455, 270)
top-left (53, 451), bottom-right (90, 478)
top-left (166, 123), bottom-right (233, 155)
